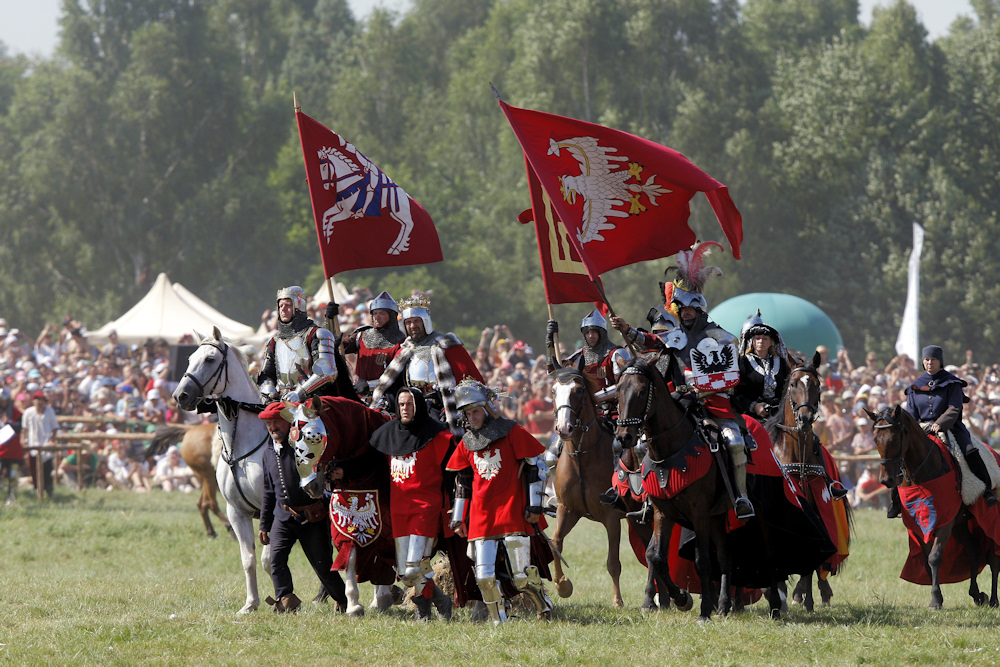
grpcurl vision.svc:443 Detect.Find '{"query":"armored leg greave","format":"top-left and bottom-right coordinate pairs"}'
top-left (504, 535), bottom-right (553, 618)
top-left (474, 539), bottom-right (507, 625)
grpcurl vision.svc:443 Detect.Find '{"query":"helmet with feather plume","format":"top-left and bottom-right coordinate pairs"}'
top-left (663, 241), bottom-right (723, 317)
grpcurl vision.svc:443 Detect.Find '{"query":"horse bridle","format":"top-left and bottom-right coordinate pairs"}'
top-left (552, 378), bottom-right (598, 443)
top-left (775, 365), bottom-right (820, 432)
top-left (615, 365), bottom-right (688, 445)
top-left (873, 412), bottom-right (934, 483)
top-left (183, 339), bottom-right (230, 399)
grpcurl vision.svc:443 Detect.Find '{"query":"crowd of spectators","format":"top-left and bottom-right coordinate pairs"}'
top-left (0, 316), bottom-right (202, 497)
top-left (8, 287), bottom-right (1000, 511)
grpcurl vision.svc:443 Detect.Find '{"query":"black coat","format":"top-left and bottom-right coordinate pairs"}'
top-left (732, 354), bottom-right (789, 417)
top-left (260, 441), bottom-right (322, 533)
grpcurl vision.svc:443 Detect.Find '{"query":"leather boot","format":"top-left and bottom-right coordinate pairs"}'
top-left (732, 463), bottom-right (755, 520)
top-left (411, 594), bottom-right (433, 622)
top-left (887, 487), bottom-right (902, 518)
top-left (428, 582), bottom-right (453, 621)
top-left (965, 449), bottom-right (999, 506)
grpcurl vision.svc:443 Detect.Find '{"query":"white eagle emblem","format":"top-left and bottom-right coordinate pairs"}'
top-left (474, 448), bottom-right (503, 481)
top-left (548, 136), bottom-right (670, 245)
top-left (390, 452), bottom-right (418, 483)
top-left (330, 490), bottom-right (382, 546)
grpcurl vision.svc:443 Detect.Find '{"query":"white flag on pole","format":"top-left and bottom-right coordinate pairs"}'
top-left (895, 222), bottom-right (924, 361)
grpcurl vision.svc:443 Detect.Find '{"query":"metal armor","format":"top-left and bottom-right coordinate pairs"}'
top-left (273, 327), bottom-right (338, 402)
top-left (394, 535), bottom-right (435, 594)
top-left (405, 344), bottom-right (436, 390)
top-left (523, 456), bottom-right (549, 514)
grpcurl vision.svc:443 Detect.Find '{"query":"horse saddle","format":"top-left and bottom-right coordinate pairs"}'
top-left (641, 437), bottom-right (702, 488)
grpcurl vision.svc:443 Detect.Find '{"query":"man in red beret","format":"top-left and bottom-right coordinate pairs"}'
top-left (22, 390), bottom-right (59, 499)
top-left (257, 401), bottom-right (347, 613)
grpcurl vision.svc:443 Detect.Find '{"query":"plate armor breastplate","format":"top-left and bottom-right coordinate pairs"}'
top-left (405, 345), bottom-right (436, 388)
top-left (274, 332), bottom-right (312, 391)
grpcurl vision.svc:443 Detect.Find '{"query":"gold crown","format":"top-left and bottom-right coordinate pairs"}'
top-left (398, 294), bottom-right (431, 311)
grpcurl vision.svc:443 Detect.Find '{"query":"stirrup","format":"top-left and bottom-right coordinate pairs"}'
top-left (984, 489), bottom-right (998, 507)
top-left (734, 497), bottom-right (755, 520)
top-left (829, 481), bottom-right (849, 500)
top-left (625, 500), bottom-right (652, 525)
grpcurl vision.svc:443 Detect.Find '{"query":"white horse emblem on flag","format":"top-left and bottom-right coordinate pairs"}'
top-left (316, 137), bottom-right (414, 255)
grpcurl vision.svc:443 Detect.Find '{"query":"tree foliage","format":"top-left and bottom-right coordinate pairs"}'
top-left (0, 0), bottom-right (997, 360)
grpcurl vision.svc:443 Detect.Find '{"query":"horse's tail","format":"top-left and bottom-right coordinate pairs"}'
top-left (147, 425), bottom-right (189, 461)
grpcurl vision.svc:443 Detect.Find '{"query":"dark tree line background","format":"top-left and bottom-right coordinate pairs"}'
top-left (1, 0), bottom-right (999, 359)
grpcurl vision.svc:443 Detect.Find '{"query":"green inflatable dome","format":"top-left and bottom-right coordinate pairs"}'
top-left (709, 293), bottom-right (843, 356)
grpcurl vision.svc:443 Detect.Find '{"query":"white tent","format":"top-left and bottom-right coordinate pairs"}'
top-left (87, 273), bottom-right (258, 345)
top-left (311, 280), bottom-right (350, 306)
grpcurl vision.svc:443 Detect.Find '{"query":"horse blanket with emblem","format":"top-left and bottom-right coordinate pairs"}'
top-left (898, 436), bottom-right (1000, 585)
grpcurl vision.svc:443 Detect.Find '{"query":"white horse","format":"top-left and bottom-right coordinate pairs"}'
top-left (317, 139), bottom-right (414, 256)
top-left (173, 327), bottom-right (270, 614)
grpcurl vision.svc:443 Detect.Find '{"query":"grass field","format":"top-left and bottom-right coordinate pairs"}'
top-left (1, 489), bottom-right (999, 665)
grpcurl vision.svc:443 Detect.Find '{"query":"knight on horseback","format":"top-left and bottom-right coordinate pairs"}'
top-left (893, 344), bottom-right (999, 517)
top-left (371, 294), bottom-right (483, 432)
top-left (732, 310), bottom-right (790, 421)
top-left (258, 286), bottom-right (340, 403)
top-left (446, 379), bottom-right (553, 624)
top-left (341, 291), bottom-right (406, 400)
top-left (659, 242), bottom-right (754, 520)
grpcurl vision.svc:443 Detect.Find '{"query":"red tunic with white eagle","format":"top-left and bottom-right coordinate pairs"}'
top-left (446, 423), bottom-right (544, 541)
top-left (388, 430), bottom-right (456, 538)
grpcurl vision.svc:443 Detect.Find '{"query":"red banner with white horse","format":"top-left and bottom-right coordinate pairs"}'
top-left (296, 109), bottom-right (443, 275)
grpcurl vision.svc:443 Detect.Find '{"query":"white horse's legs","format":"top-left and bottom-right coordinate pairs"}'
top-left (387, 213), bottom-right (413, 255)
top-left (345, 548), bottom-right (365, 617)
top-left (227, 501), bottom-right (260, 615)
top-left (372, 584), bottom-right (396, 611)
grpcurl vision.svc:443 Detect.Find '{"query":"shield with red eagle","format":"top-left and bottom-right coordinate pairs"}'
top-left (329, 489), bottom-right (383, 547)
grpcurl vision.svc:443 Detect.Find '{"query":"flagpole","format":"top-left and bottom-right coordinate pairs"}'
top-left (590, 279), bottom-right (642, 356)
top-left (546, 302), bottom-right (562, 367)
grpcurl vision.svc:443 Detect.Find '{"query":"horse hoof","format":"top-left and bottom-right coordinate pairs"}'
top-left (375, 595), bottom-right (395, 612)
top-left (675, 592), bottom-right (694, 612)
top-left (791, 593), bottom-right (803, 605)
top-left (347, 605), bottom-right (365, 618)
top-left (974, 592), bottom-right (988, 607)
top-left (556, 577), bottom-right (574, 598)
top-left (613, 598), bottom-right (624, 609)
top-left (697, 615), bottom-right (712, 624)
top-left (237, 604), bottom-right (258, 615)
top-left (641, 603), bottom-right (658, 613)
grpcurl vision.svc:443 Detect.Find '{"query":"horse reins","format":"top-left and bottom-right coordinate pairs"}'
top-left (188, 339), bottom-right (267, 512)
top-left (616, 365), bottom-right (688, 452)
top-left (873, 413), bottom-right (935, 483)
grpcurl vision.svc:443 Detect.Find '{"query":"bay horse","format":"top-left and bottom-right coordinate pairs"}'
top-left (869, 405), bottom-right (1000, 609)
top-left (150, 423), bottom-right (234, 539)
top-left (172, 327), bottom-right (271, 614)
top-left (616, 353), bottom-right (764, 620)
top-left (768, 351), bottom-right (851, 611)
top-left (549, 365), bottom-right (643, 607)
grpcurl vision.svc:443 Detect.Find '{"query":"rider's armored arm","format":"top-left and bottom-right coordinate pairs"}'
top-left (545, 319), bottom-right (559, 370)
top-left (450, 469), bottom-right (473, 530)
top-left (289, 328), bottom-right (338, 402)
top-left (522, 456), bottom-right (549, 515)
top-left (257, 347), bottom-right (278, 400)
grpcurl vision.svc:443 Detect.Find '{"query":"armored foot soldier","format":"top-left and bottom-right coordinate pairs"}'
top-left (371, 295), bottom-right (483, 432)
top-left (446, 380), bottom-right (553, 625)
top-left (898, 344), bottom-right (998, 515)
top-left (342, 291), bottom-right (405, 400)
top-left (369, 387), bottom-right (458, 621)
top-left (257, 402), bottom-right (348, 613)
top-left (258, 286), bottom-right (350, 403)
top-left (662, 242), bottom-right (754, 520)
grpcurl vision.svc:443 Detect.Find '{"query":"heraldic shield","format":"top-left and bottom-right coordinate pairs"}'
top-left (690, 330), bottom-right (740, 392)
top-left (329, 489), bottom-right (384, 547)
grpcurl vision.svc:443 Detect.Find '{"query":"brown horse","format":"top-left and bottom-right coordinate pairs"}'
top-left (549, 365), bottom-right (644, 607)
top-left (149, 423), bottom-right (234, 539)
top-left (768, 351), bottom-right (850, 611)
top-left (869, 405), bottom-right (1000, 609)
top-left (616, 353), bottom-right (758, 620)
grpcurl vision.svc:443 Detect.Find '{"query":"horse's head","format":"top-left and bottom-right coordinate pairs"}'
top-left (173, 327), bottom-right (233, 410)
top-left (285, 397), bottom-right (329, 499)
top-left (551, 366), bottom-right (598, 443)
top-left (870, 405), bottom-right (907, 487)
top-left (786, 350), bottom-right (822, 431)
top-left (615, 355), bottom-right (656, 450)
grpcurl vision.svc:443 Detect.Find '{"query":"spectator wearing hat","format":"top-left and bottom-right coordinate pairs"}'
top-left (22, 390), bottom-right (59, 498)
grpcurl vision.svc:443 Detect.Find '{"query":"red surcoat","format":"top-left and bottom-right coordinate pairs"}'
top-left (446, 424), bottom-right (544, 540)
top-left (354, 336), bottom-right (403, 382)
top-left (388, 430), bottom-right (455, 537)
